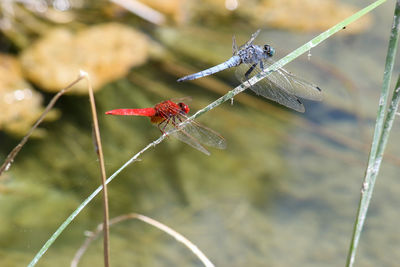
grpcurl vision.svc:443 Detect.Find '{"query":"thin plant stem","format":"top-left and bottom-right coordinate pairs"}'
top-left (378, 76), bottom-right (400, 159)
top-left (346, 1), bottom-right (400, 266)
top-left (71, 213), bottom-right (214, 267)
top-left (27, 1), bottom-right (386, 265)
top-left (81, 71), bottom-right (110, 267)
top-left (0, 74), bottom-right (85, 177)
top-left (109, 0), bottom-right (165, 25)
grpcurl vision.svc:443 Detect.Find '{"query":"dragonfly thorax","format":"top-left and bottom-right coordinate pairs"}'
top-left (238, 44), bottom-right (269, 64)
top-left (154, 100), bottom-right (180, 119)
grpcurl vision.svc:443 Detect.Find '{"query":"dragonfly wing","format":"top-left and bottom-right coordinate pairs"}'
top-left (177, 120), bottom-right (227, 149)
top-left (235, 64), bottom-right (305, 112)
top-left (232, 35), bottom-right (238, 54)
top-left (261, 58), bottom-right (322, 101)
top-left (164, 115), bottom-right (226, 155)
top-left (164, 123), bottom-right (211, 155)
top-left (170, 96), bottom-right (192, 104)
top-left (244, 29), bottom-right (260, 46)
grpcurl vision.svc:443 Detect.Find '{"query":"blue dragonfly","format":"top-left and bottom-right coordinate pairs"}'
top-left (177, 30), bottom-right (322, 112)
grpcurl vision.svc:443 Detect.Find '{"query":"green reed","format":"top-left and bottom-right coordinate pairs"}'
top-left (346, 1), bottom-right (400, 266)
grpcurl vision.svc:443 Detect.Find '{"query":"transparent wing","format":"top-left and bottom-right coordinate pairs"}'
top-left (262, 58), bottom-right (322, 101)
top-left (164, 114), bottom-right (226, 155)
top-left (178, 118), bottom-right (227, 149)
top-left (235, 63), bottom-right (305, 112)
top-left (170, 96), bottom-right (192, 103)
top-left (245, 29), bottom-right (260, 46)
top-left (232, 35), bottom-right (238, 54)
top-left (165, 123), bottom-right (211, 155)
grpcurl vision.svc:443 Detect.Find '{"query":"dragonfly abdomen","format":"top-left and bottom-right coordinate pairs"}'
top-left (177, 56), bottom-right (241, 82)
top-left (105, 108), bottom-right (156, 116)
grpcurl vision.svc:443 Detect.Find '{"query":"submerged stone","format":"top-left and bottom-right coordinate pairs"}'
top-left (0, 54), bottom-right (53, 136)
top-left (20, 23), bottom-right (149, 94)
top-left (251, 0), bottom-right (372, 33)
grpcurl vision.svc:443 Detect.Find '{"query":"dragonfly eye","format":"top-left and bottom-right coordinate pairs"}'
top-left (264, 45), bottom-right (275, 57)
top-left (178, 102), bottom-right (190, 114)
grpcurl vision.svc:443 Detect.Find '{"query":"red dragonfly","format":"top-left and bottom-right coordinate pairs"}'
top-left (105, 99), bottom-right (226, 155)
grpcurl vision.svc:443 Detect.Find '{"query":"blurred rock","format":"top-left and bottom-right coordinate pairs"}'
top-left (187, 0), bottom-right (238, 24)
top-left (188, 0), bottom-right (371, 34)
top-left (20, 23), bottom-right (149, 94)
top-left (251, 0), bottom-right (372, 33)
top-left (0, 54), bottom-right (52, 136)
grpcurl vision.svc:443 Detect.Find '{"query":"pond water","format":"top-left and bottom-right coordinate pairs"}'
top-left (1, 1), bottom-right (400, 266)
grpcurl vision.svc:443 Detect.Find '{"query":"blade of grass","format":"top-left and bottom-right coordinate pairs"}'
top-left (28, 1), bottom-right (386, 265)
top-left (346, 1), bottom-right (400, 265)
top-left (377, 76), bottom-right (400, 163)
top-left (81, 71), bottom-right (110, 267)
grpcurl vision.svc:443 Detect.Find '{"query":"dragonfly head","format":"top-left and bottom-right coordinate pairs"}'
top-left (263, 45), bottom-right (275, 57)
top-left (178, 102), bottom-right (190, 114)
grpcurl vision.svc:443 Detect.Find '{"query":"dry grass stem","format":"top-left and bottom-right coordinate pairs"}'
top-left (71, 213), bottom-right (214, 267)
top-left (80, 70), bottom-right (110, 267)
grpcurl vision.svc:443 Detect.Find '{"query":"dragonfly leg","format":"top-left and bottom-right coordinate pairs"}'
top-left (170, 116), bottom-right (184, 129)
top-left (171, 116), bottom-right (177, 126)
top-left (259, 60), bottom-right (264, 70)
top-left (157, 121), bottom-right (164, 133)
top-left (245, 63), bottom-right (257, 80)
top-left (170, 115), bottom-right (187, 132)
top-left (158, 118), bottom-right (170, 134)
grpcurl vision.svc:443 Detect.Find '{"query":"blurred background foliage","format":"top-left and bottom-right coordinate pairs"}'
top-left (1, 0), bottom-right (400, 266)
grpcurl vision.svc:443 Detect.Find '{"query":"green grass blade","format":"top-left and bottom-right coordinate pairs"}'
top-left (28, 0), bottom-right (387, 265)
top-left (378, 75), bottom-right (400, 159)
top-left (346, 1), bottom-right (400, 266)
